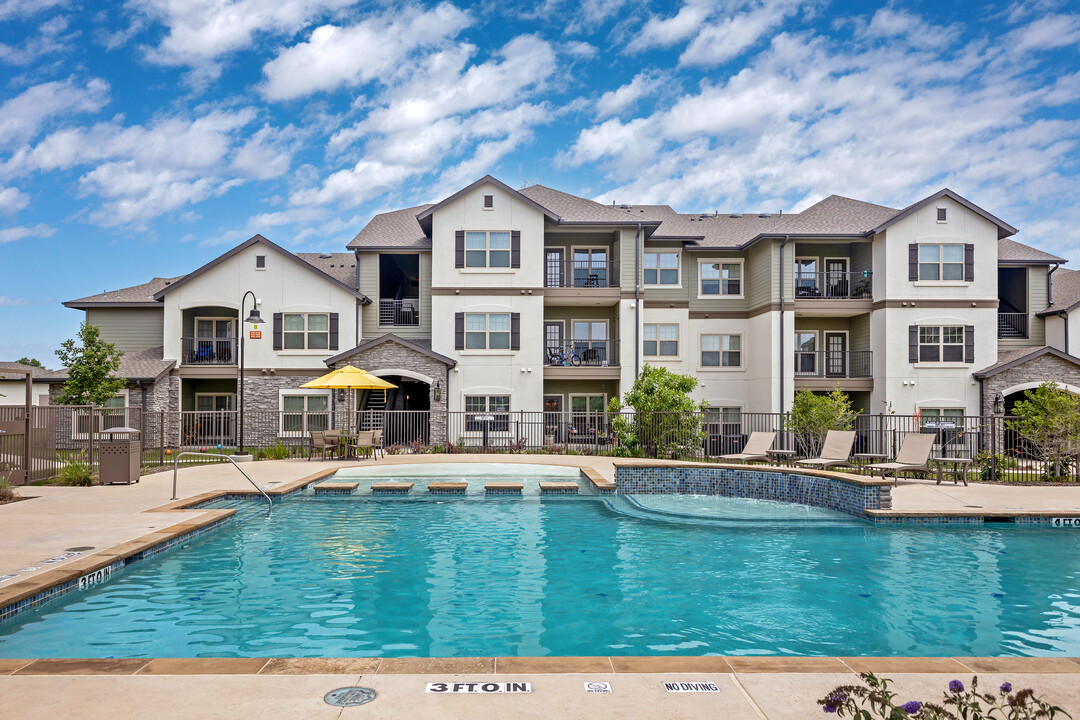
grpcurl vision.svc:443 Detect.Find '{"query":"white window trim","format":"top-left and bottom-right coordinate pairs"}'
top-left (697, 258), bottom-right (744, 299)
top-left (255, 254), bottom-right (267, 270)
top-left (643, 249), bottom-right (682, 288)
top-left (281, 312), bottom-right (330, 351)
top-left (71, 389), bottom-right (129, 440)
top-left (916, 243), bottom-right (967, 283)
top-left (278, 389), bottom-right (331, 437)
top-left (643, 322), bottom-right (680, 360)
top-left (917, 324), bottom-right (966, 365)
top-left (823, 257), bottom-right (850, 273)
top-left (482, 194), bottom-right (494, 210)
top-left (194, 316), bottom-right (235, 334)
top-left (794, 330), bottom-right (819, 374)
top-left (463, 312), bottom-right (512, 352)
top-left (936, 207), bottom-right (948, 223)
top-left (699, 332), bottom-right (743, 371)
top-left (463, 230), bottom-right (513, 270)
top-left (463, 395), bottom-right (512, 435)
top-left (569, 393), bottom-right (608, 412)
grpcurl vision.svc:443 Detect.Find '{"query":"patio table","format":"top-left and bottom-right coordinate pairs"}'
top-left (933, 456), bottom-right (972, 486)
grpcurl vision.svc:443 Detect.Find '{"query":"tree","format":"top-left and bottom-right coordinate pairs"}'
top-left (786, 387), bottom-right (859, 456)
top-left (54, 323), bottom-right (126, 406)
top-left (16, 357), bottom-right (44, 369)
top-left (607, 364), bottom-right (707, 457)
top-left (1007, 381), bottom-right (1080, 479)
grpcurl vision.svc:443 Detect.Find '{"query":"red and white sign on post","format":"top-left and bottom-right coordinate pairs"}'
top-left (249, 330), bottom-right (262, 339)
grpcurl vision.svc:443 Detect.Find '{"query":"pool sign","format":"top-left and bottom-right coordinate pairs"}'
top-left (664, 681), bottom-right (722, 693)
top-left (584, 681), bottom-right (612, 693)
top-left (78, 566), bottom-right (112, 590)
top-left (426, 682), bottom-right (531, 693)
top-left (1052, 517), bottom-right (1080, 527)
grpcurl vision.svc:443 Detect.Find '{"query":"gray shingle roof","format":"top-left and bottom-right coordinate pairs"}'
top-left (773, 195), bottom-right (900, 235)
top-left (518, 185), bottom-right (649, 224)
top-left (0, 362), bottom-right (66, 381)
top-left (46, 346), bottom-right (175, 383)
top-left (347, 205), bottom-right (433, 250)
top-left (998, 238), bottom-right (1065, 264)
top-left (1038, 266), bottom-right (1080, 315)
top-left (294, 253), bottom-right (357, 287)
top-left (64, 277), bottom-right (181, 307)
top-left (973, 345), bottom-right (1080, 378)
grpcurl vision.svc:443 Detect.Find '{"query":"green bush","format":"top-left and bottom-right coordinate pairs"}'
top-left (0, 478), bottom-right (16, 502)
top-left (59, 461), bottom-right (94, 486)
top-left (1008, 381), bottom-right (1080, 480)
top-left (785, 387), bottom-right (859, 456)
top-left (607, 365), bottom-right (707, 458)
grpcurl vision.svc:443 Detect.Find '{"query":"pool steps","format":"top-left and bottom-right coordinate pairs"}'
top-left (313, 482), bottom-right (358, 496)
top-left (371, 482), bottom-right (414, 495)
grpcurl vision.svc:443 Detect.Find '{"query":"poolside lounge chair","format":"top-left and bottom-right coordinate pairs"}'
top-left (866, 432), bottom-right (936, 483)
top-left (308, 431), bottom-right (329, 461)
top-left (795, 430), bottom-right (856, 470)
top-left (719, 431), bottom-right (776, 464)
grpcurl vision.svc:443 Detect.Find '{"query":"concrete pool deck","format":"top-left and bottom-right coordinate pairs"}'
top-left (2, 455), bottom-right (1080, 718)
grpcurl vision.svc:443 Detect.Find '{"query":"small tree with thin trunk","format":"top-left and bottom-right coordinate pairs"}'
top-left (607, 364), bottom-right (707, 457)
top-left (54, 323), bottom-right (126, 406)
top-left (786, 387), bottom-right (859, 457)
top-left (1007, 381), bottom-right (1080, 479)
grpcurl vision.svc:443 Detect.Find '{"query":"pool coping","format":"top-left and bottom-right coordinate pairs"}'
top-left (611, 460), bottom-right (895, 487)
top-left (2, 655), bottom-right (1079, 676)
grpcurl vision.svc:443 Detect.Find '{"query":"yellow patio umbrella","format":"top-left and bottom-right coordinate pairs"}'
top-left (301, 365), bottom-right (397, 434)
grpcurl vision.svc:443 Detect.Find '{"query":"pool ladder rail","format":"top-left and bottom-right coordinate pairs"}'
top-left (171, 452), bottom-right (273, 513)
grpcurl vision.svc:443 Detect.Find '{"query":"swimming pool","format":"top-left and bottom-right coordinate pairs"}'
top-left (1, 466), bottom-right (1079, 658)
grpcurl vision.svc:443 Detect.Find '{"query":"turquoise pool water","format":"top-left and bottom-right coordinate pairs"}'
top-left (1, 485), bottom-right (1079, 658)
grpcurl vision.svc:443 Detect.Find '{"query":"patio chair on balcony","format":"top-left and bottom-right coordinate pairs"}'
top-left (796, 430), bottom-right (856, 470)
top-left (719, 431), bottom-right (776, 464)
top-left (580, 347), bottom-right (601, 365)
top-left (865, 432), bottom-right (936, 484)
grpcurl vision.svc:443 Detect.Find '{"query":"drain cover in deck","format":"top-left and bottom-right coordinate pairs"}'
top-left (324, 687), bottom-right (376, 706)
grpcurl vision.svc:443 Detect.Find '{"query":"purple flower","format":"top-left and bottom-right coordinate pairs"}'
top-left (1000, 682), bottom-right (1012, 694)
top-left (902, 701), bottom-right (923, 715)
top-left (822, 705), bottom-right (837, 713)
top-left (949, 680), bottom-right (965, 693)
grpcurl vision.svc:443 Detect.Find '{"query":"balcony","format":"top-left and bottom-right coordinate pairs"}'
top-left (543, 339), bottom-right (620, 379)
top-left (998, 312), bottom-right (1028, 339)
top-left (379, 299), bottom-right (420, 327)
top-left (793, 350), bottom-right (873, 391)
top-left (181, 337), bottom-right (237, 365)
top-left (794, 271), bottom-right (873, 300)
top-left (545, 258), bottom-right (620, 288)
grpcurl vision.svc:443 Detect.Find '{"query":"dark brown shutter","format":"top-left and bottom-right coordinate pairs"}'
top-left (329, 313), bottom-right (339, 350)
top-left (909, 244), bottom-right (918, 281)
top-left (273, 313), bottom-right (282, 351)
top-left (455, 231), bottom-right (465, 268)
top-left (255, 254), bottom-right (265, 268)
top-left (511, 230), bottom-right (520, 268)
top-left (455, 312), bottom-right (464, 350)
top-left (511, 313), bottom-right (520, 350)
top-left (484, 194), bottom-right (493, 208)
top-left (909, 325), bottom-right (918, 363)
top-left (965, 325), bottom-right (975, 363)
top-left (964, 243), bottom-right (974, 282)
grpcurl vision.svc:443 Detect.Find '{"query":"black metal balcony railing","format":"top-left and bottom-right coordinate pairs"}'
top-left (545, 259), bottom-right (620, 288)
top-left (544, 339), bottom-right (620, 367)
top-left (181, 337), bottom-right (237, 365)
top-left (795, 271), bottom-right (872, 299)
top-left (998, 312), bottom-right (1028, 339)
top-left (379, 298), bottom-right (420, 326)
top-left (793, 350), bottom-right (872, 378)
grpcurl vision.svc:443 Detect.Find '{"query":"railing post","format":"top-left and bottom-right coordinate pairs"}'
top-left (991, 414), bottom-right (998, 482)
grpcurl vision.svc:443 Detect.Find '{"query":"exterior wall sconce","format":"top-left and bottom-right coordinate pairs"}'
top-left (433, 380), bottom-right (442, 403)
top-left (993, 392), bottom-right (1005, 415)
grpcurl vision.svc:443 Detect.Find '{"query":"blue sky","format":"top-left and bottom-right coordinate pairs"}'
top-left (1, 0), bottom-right (1078, 366)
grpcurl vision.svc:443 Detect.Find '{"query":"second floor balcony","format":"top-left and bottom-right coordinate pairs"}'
top-left (379, 298), bottom-right (420, 327)
top-left (544, 339), bottom-right (620, 367)
top-left (182, 336), bottom-right (237, 365)
top-left (794, 350), bottom-right (872, 379)
top-left (795, 271), bottom-right (873, 300)
top-left (544, 258), bottom-right (620, 289)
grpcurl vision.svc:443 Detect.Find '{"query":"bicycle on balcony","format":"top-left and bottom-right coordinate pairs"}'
top-left (546, 343), bottom-right (582, 367)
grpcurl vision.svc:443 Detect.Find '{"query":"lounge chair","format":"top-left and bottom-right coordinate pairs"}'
top-left (719, 431), bottom-right (777, 464)
top-left (308, 431), bottom-right (329, 461)
top-left (866, 432), bottom-right (936, 483)
top-left (795, 430), bottom-right (856, 470)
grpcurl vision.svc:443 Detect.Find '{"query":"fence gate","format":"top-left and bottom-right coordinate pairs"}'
top-left (0, 407), bottom-right (29, 485)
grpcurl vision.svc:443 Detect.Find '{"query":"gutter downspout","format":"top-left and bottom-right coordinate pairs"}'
top-left (1058, 311), bottom-right (1070, 355)
top-left (635, 222), bottom-right (642, 379)
top-left (1048, 262), bottom-right (1060, 307)
top-left (779, 235), bottom-right (789, 412)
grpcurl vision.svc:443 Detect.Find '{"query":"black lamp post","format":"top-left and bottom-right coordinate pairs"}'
top-left (237, 291), bottom-right (264, 456)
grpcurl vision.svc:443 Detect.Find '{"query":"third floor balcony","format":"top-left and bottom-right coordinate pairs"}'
top-left (794, 270), bottom-right (873, 300)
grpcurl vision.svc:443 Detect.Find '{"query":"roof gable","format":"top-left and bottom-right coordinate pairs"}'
top-left (972, 345), bottom-right (1080, 378)
top-left (325, 334), bottom-right (456, 367)
top-left (152, 235), bottom-right (369, 302)
top-left (416, 175), bottom-right (559, 234)
top-left (872, 188), bottom-right (1018, 239)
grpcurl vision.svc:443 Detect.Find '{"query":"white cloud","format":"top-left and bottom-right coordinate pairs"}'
top-left (0, 0), bottom-right (66, 20)
top-left (0, 185), bottom-right (28, 213)
top-left (627, 1), bottom-right (713, 52)
top-left (259, 3), bottom-right (472, 101)
top-left (289, 160), bottom-right (414, 208)
top-left (680, 0), bottom-right (802, 66)
top-left (861, 8), bottom-right (960, 49)
top-left (1006, 12), bottom-right (1080, 54)
top-left (230, 124), bottom-right (301, 179)
top-left (0, 14), bottom-right (77, 65)
top-left (595, 71), bottom-right (664, 118)
top-left (1044, 70), bottom-right (1080, 106)
top-left (0, 223), bottom-right (55, 243)
top-left (0, 295), bottom-right (53, 307)
top-left (0, 78), bottom-right (109, 148)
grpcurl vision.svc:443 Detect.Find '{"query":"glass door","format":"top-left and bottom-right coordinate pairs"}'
top-left (571, 320), bottom-right (608, 365)
top-left (825, 258), bottom-right (848, 298)
top-left (544, 322), bottom-right (564, 364)
top-left (573, 248), bottom-right (608, 287)
top-left (545, 248), bottom-right (564, 287)
top-left (825, 332), bottom-right (847, 377)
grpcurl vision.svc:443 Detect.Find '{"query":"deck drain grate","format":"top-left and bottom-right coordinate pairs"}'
top-left (324, 687), bottom-right (376, 707)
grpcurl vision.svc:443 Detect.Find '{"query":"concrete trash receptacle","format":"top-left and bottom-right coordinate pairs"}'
top-left (100, 426), bottom-right (142, 485)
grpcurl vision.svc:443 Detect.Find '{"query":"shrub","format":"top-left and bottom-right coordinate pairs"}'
top-left (607, 365), bottom-right (707, 458)
top-left (1007, 381), bottom-right (1080, 480)
top-left (0, 478), bottom-right (16, 503)
top-left (59, 461), bottom-right (94, 486)
top-left (785, 387), bottom-right (859, 456)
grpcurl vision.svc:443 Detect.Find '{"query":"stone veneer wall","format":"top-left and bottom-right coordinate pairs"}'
top-left (980, 354), bottom-right (1080, 415)
top-left (614, 466), bottom-right (889, 517)
top-left (237, 374), bottom-right (324, 447)
top-left (330, 339), bottom-right (449, 445)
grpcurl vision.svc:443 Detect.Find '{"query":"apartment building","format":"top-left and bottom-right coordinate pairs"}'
top-left (51, 174), bottom-right (1080, 446)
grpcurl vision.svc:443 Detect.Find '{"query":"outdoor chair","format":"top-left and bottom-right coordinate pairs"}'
top-left (353, 431), bottom-right (375, 459)
top-left (308, 431), bottom-right (329, 461)
top-left (866, 432), bottom-right (937, 484)
top-left (371, 429), bottom-right (384, 459)
top-left (580, 347), bottom-right (601, 365)
top-left (719, 431), bottom-right (776, 464)
top-left (796, 430), bottom-right (856, 470)
top-left (323, 430), bottom-right (342, 459)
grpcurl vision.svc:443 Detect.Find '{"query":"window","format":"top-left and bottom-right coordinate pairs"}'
top-left (918, 244), bottom-right (964, 281)
top-left (920, 408), bottom-right (963, 426)
top-left (795, 331), bottom-right (817, 373)
top-left (465, 395), bottom-right (510, 432)
top-left (701, 334), bottom-right (741, 367)
top-left (918, 326), bottom-right (964, 362)
top-left (573, 248), bottom-right (609, 287)
top-left (937, 207), bottom-right (947, 222)
top-left (570, 395), bottom-right (607, 436)
top-left (255, 254), bottom-right (266, 269)
top-left (74, 392), bottom-right (127, 439)
top-left (282, 313), bottom-right (329, 349)
top-left (644, 324), bottom-right (678, 356)
top-left (465, 231), bottom-right (511, 267)
top-left (700, 261), bottom-right (741, 296)
top-left (281, 393), bottom-right (329, 436)
top-left (464, 313), bottom-right (510, 350)
top-left (483, 194), bottom-right (494, 209)
top-left (644, 251), bottom-right (679, 285)
top-left (795, 258), bottom-right (818, 295)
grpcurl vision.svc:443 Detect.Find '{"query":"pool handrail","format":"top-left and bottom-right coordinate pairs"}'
top-left (171, 452), bottom-right (272, 512)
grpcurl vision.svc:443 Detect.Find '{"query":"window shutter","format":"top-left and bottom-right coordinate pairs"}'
top-left (965, 325), bottom-right (974, 364)
top-left (455, 231), bottom-right (465, 268)
top-left (908, 244), bottom-right (918, 281)
top-left (511, 313), bottom-right (520, 350)
top-left (455, 312), bottom-right (464, 350)
top-left (329, 313), bottom-right (339, 351)
top-left (511, 231), bottom-right (521, 268)
top-left (273, 313), bottom-right (283, 351)
top-left (908, 325), bottom-right (918, 363)
top-left (964, 243), bottom-right (974, 282)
